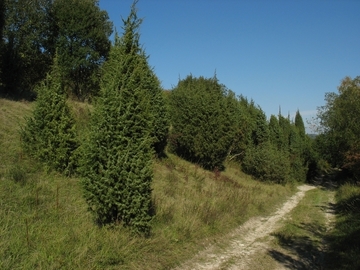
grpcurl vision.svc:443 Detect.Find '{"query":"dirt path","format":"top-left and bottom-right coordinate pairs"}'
top-left (173, 185), bottom-right (316, 270)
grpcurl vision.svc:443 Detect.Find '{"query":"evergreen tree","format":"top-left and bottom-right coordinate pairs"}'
top-left (21, 53), bottom-right (78, 175)
top-left (294, 110), bottom-right (306, 138)
top-left (269, 114), bottom-right (282, 150)
top-left (53, 0), bottom-right (113, 100)
top-left (242, 142), bottom-right (291, 184)
top-left (289, 124), bottom-right (307, 182)
top-left (251, 107), bottom-right (269, 146)
top-left (102, 12), bottom-right (168, 157)
top-left (1, 0), bottom-right (53, 98)
top-left (232, 97), bottom-right (257, 157)
top-left (169, 75), bottom-right (237, 170)
top-left (317, 76), bottom-right (360, 180)
top-left (81, 2), bottom-right (155, 234)
top-left (226, 93), bottom-right (244, 161)
top-left (278, 113), bottom-right (292, 151)
top-left (136, 52), bottom-right (169, 157)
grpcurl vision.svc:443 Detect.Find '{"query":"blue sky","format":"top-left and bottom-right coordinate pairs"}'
top-left (99, 0), bottom-right (360, 132)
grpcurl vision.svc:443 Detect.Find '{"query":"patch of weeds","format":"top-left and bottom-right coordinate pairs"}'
top-left (98, 253), bottom-right (124, 268)
top-left (157, 203), bottom-right (175, 223)
top-left (8, 165), bottom-right (27, 184)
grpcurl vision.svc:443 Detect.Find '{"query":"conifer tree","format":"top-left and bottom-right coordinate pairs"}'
top-left (138, 53), bottom-right (169, 157)
top-left (251, 107), bottom-right (269, 146)
top-left (278, 113), bottom-right (292, 151)
top-left (269, 114), bottom-right (282, 150)
top-left (169, 75), bottom-right (237, 170)
top-left (21, 53), bottom-right (78, 175)
top-left (234, 97), bottom-right (257, 154)
top-left (81, 2), bottom-right (157, 234)
top-left (294, 110), bottom-right (306, 138)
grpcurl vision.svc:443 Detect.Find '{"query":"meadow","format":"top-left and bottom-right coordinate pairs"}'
top-left (0, 98), bottom-right (295, 269)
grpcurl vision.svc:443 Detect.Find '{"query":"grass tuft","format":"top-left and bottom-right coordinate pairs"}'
top-left (8, 165), bottom-right (27, 184)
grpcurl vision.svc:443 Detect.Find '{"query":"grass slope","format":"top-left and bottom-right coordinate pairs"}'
top-left (0, 98), bottom-right (295, 269)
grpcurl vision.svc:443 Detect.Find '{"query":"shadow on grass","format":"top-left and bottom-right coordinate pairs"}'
top-left (269, 182), bottom-right (360, 270)
top-left (267, 172), bottom-right (339, 269)
top-left (269, 222), bottom-right (328, 270)
top-left (326, 192), bottom-right (360, 270)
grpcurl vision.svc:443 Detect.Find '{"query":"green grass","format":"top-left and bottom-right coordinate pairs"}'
top-left (0, 98), bottom-right (296, 269)
top-left (327, 183), bottom-right (360, 270)
top-left (269, 187), bottom-right (331, 269)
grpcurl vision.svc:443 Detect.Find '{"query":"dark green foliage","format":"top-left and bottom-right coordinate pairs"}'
top-left (21, 56), bottom-right (78, 175)
top-left (0, 0), bottom-right (3, 40)
top-left (226, 94), bottom-right (244, 161)
top-left (81, 2), bottom-right (155, 234)
top-left (0, 0), bottom-right (4, 87)
top-left (278, 114), bottom-right (292, 151)
top-left (132, 53), bottom-right (169, 158)
top-left (269, 114), bottom-right (283, 150)
top-left (289, 124), bottom-right (302, 156)
top-left (53, 0), bottom-right (112, 100)
top-left (327, 184), bottom-right (360, 269)
top-left (169, 75), bottom-right (237, 170)
top-left (0, 0), bottom-right (112, 100)
top-left (8, 164), bottom-right (27, 184)
top-left (314, 133), bottom-right (339, 167)
top-left (242, 143), bottom-right (291, 184)
top-left (1, 0), bottom-right (53, 99)
top-left (241, 109), bottom-right (312, 183)
top-left (294, 110), bottom-right (306, 138)
top-left (102, 10), bottom-right (169, 158)
top-left (288, 111), bottom-right (313, 182)
top-left (231, 97), bottom-right (269, 152)
top-left (251, 107), bottom-right (269, 146)
top-left (317, 76), bottom-right (360, 180)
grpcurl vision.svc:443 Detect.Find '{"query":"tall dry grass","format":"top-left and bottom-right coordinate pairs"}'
top-left (0, 98), bottom-right (295, 269)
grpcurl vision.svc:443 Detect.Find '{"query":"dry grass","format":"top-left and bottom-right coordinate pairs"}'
top-left (0, 98), bottom-right (296, 269)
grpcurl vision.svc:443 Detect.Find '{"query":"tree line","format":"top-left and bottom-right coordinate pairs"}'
top-left (8, 0), bottom-right (359, 235)
top-left (0, 0), bottom-right (112, 100)
top-left (169, 75), bottom-right (315, 184)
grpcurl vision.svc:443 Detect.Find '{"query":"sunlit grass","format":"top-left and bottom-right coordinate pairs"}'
top-left (0, 98), bottom-right (295, 269)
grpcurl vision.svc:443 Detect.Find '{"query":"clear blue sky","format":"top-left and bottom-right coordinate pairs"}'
top-left (99, 0), bottom-right (360, 132)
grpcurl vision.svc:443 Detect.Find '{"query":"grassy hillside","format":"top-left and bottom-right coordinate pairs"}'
top-left (0, 98), bottom-right (296, 269)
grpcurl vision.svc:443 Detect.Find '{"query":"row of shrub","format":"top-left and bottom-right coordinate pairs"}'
top-left (20, 3), bottom-right (168, 235)
top-left (168, 74), bottom-right (316, 184)
top-left (20, 2), bottom-right (317, 235)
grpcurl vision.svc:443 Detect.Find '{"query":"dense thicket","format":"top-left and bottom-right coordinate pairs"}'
top-left (241, 107), bottom-right (311, 183)
top-left (242, 143), bottom-right (291, 184)
top-left (81, 3), bottom-right (163, 234)
top-left (169, 75), bottom-right (237, 170)
top-left (316, 76), bottom-right (360, 181)
top-left (1, 0), bottom-right (53, 99)
top-left (21, 55), bottom-right (78, 175)
top-left (53, 0), bottom-right (112, 100)
top-left (0, 0), bottom-right (112, 100)
top-left (168, 77), bottom-right (312, 183)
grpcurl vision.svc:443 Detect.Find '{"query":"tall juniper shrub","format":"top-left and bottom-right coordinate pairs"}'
top-left (80, 2), bottom-right (162, 235)
top-left (21, 55), bottom-right (78, 175)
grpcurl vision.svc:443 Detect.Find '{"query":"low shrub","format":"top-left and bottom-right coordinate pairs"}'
top-left (242, 143), bottom-right (292, 184)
